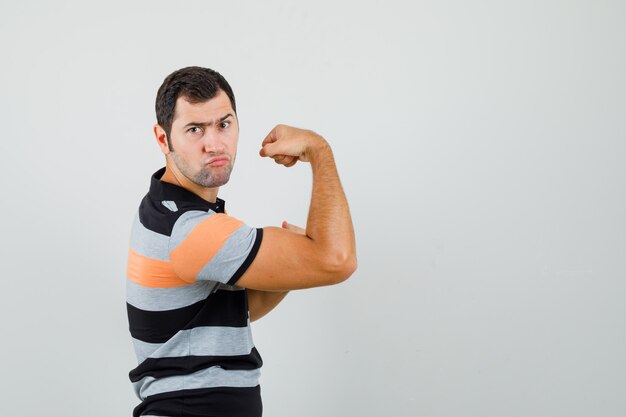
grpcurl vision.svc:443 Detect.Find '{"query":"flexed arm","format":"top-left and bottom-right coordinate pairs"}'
top-left (234, 125), bottom-right (357, 291)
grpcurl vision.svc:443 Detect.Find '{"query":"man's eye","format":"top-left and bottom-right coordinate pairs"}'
top-left (220, 121), bottom-right (231, 129)
top-left (188, 127), bottom-right (202, 134)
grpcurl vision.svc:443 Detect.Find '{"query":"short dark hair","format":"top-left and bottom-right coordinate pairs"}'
top-left (155, 66), bottom-right (236, 149)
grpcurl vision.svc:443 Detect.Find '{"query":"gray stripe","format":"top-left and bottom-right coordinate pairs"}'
top-left (126, 280), bottom-right (218, 311)
top-left (196, 225), bottom-right (257, 283)
top-left (130, 213), bottom-right (170, 260)
top-left (131, 338), bottom-right (162, 364)
top-left (134, 367), bottom-right (261, 400)
top-left (168, 210), bottom-right (215, 251)
top-left (131, 326), bottom-right (256, 363)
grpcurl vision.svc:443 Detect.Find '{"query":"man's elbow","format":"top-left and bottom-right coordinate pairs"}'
top-left (340, 254), bottom-right (358, 281)
top-left (325, 252), bottom-right (358, 284)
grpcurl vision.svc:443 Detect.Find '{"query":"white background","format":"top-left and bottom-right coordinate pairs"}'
top-left (1, 1), bottom-right (624, 416)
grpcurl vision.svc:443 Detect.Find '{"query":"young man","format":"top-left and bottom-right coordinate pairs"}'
top-left (126, 66), bottom-right (357, 417)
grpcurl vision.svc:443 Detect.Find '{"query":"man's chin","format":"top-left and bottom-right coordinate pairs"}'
top-left (193, 173), bottom-right (232, 188)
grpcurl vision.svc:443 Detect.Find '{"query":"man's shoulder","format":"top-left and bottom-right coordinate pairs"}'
top-left (137, 193), bottom-right (215, 238)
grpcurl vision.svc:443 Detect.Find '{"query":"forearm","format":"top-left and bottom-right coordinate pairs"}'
top-left (306, 140), bottom-right (357, 270)
top-left (253, 125), bottom-right (358, 288)
top-left (247, 289), bottom-right (289, 322)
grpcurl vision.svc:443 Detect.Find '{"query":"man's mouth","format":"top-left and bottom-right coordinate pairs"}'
top-left (207, 156), bottom-right (229, 167)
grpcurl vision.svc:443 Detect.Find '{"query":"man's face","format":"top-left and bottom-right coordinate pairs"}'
top-left (167, 90), bottom-right (239, 188)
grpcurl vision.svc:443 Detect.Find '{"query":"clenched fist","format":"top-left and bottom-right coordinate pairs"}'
top-left (259, 124), bottom-right (328, 167)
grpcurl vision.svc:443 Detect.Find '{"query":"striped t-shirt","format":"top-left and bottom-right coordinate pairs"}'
top-left (126, 167), bottom-right (264, 417)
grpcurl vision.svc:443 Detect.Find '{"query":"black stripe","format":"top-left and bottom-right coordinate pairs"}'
top-left (129, 347), bottom-right (263, 382)
top-left (227, 227), bottom-right (264, 286)
top-left (137, 194), bottom-right (180, 236)
top-left (134, 385), bottom-right (262, 417)
top-left (128, 290), bottom-right (248, 343)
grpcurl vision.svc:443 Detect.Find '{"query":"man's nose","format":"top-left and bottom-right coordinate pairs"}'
top-left (203, 129), bottom-right (226, 153)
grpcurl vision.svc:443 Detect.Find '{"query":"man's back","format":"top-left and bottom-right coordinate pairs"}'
top-left (126, 167), bottom-right (264, 417)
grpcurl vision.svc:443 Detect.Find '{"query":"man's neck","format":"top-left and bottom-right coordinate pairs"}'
top-left (160, 163), bottom-right (219, 204)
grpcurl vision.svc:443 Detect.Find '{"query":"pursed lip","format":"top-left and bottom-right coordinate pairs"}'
top-left (207, 156), bottom-right (230, 164)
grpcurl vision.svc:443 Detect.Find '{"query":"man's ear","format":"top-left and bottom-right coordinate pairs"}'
top-left (153, 124), bottom-right (171, 154)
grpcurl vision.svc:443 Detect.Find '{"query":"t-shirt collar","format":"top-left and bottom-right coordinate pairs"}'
top-left (148, 167), bottom-right (225, 213)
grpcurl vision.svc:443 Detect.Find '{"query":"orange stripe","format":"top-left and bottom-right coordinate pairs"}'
top-left (127, 248), bottom-right (192, 288)
top-left (170, 213), bottom-right (244, 280)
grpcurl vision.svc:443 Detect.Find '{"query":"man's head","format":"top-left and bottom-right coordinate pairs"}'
top-left (154, 67), bottom-right (239, 189)
top-left (155, 66), bottom-right (236, 148)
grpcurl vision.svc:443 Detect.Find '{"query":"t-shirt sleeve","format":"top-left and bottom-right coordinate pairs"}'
top-left (168, 210), bottom-right (263, 285)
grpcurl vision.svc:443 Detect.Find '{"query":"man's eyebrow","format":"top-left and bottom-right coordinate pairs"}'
top-left (182, 113), bottom-right (234, 129)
